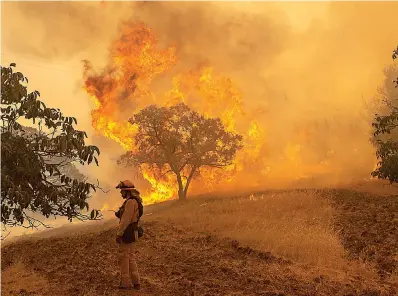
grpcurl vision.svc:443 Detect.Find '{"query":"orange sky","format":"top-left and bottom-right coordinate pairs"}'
top-left (2, 1), bottom-right (398, 237)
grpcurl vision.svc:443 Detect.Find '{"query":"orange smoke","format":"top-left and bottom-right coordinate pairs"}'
top-left (83, 22), bottom-right (341, 204)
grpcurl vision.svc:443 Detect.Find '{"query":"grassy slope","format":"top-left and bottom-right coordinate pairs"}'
top-left (1, 188), bottom-right (398, 296)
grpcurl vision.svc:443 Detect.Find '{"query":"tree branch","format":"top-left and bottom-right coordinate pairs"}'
top-left (1, 230), bottom-right (11, 241)
top-left (95, 179), bottom-right (110, 193)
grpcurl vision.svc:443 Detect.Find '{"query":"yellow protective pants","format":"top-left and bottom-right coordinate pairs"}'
top-left (118, 242), bottom-right (140, 287)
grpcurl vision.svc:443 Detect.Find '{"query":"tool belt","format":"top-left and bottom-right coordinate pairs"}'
top-left (122, 222), bottom-right (144, 243)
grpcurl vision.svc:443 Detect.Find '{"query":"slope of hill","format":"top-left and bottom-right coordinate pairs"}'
top-left (2, 188), bottom-right (398, 296)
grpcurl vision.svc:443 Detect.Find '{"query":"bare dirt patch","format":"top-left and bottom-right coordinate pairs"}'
top-left (1, 262), bottom-right (61, 296)
top-left (2, 220), bottom-right (396, 296)
top-left (330, 189), bottom-right (398, 278)
top-left (2, 188), bottom-right (397, 295)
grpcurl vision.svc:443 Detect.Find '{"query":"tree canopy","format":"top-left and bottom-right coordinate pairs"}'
top-left (372, 46), bottom-right (398, 183)
top-left (1, 63), bottom-right (102, 230)
top-left (119, 103), bottom-right (243, 200)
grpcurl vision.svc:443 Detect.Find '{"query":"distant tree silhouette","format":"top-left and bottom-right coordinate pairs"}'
top-left (119, 103), bottom-right (243, 200)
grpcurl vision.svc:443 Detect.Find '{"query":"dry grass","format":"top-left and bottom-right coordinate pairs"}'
top-left (2, 220), bottom-right (393, 296)
top-left (2, 188), bottom-right (396, 295)
top-left (147, 190), bottom-right (349, 269)
top-left (1, 262), bottom-right (60, 295)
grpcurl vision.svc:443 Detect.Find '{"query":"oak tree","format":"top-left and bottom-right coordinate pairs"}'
top-left (119, 103), bottom-right (243, 200)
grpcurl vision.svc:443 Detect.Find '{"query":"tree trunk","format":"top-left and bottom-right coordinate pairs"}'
top-left (176, 173), bottom-right (186, 201)
top-left (183, 166), bottom-right (197, 199)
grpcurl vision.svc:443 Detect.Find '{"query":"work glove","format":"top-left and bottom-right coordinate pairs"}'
top-left (116, 235), bottom-right (123, 244)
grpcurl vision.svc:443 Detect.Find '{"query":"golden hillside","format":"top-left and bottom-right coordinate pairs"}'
top-left (2, 187), bottom-right (398, 296)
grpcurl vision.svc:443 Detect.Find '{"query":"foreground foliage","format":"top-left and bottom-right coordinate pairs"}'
top-left (1, 63), bottom-right (101, 229)
top-left (372, 46), bottom-right (398, 183)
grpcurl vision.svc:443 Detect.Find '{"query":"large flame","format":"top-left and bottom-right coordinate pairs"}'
top-left (83, 22), bottom-right (339, 204)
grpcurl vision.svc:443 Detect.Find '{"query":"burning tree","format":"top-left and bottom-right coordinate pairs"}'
top-left (119, 103), bottom-right (243, 200)
top-left (372, 46), bottom-right (398, 183)
top-left (1, 63), bottom-right (102, 230)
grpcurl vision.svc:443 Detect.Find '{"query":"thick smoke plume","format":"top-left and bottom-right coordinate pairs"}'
top-left (2, 2), bottom-right (398, 216)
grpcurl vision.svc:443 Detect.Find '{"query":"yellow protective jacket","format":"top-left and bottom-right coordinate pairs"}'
top-left (117, 198), bottom-right (139, 237)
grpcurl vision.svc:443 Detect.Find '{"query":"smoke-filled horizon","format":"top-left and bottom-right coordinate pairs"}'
top-left (2, 2), bottom-right (398, 235)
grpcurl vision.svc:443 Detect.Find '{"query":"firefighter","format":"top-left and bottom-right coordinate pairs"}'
top-left (115, 180), bottom-right (142, 290)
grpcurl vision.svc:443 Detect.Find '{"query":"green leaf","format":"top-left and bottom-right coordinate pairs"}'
top-left (93, 146), bottom-right (100, 156)
top-left (13, 122), bottom-right (21, 130)
top-left (88, 154), bottom-right (93, 165)
top-left (1, 65), bottom-right (101, 227)
top-left (60, 137), bottom-right (67, 152)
